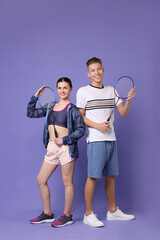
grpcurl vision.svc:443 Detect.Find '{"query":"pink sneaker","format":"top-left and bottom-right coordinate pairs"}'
top-left (51, 213), bottom-right (73, 228)
top-left (30, 211), bottom-right (55, 224)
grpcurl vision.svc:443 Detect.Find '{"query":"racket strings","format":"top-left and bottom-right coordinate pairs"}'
top-left (38, 87), bottom-right (56, 108)
top-left (107, 76), bottom-right (134, 121)
top-left (114, 76), bottom-right (134, 99)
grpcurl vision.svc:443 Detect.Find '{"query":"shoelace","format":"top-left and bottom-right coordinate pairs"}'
top-left (58, 216), bottom-right (65, 222)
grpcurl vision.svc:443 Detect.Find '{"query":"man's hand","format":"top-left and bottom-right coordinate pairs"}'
top-left (127, 86), bottom-right (136, 101)
top-left (54, 137), bottom-right (63, 145)
top-left (96, 121), bottom-right (110, 133)
top-left (78, 108), bottom-right (110, 132)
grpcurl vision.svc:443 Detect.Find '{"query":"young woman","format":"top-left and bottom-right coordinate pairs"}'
top-left (27, 77), bottom-right (85, 227)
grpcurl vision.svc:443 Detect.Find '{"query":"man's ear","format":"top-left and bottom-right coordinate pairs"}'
top-left (87, 72), bottom-right (90, 77)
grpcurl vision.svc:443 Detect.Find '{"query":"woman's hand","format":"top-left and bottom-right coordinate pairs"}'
top-left (54, 137), bottom-right (63, 145)
top-left (35, 86), bottom-right (46, 97)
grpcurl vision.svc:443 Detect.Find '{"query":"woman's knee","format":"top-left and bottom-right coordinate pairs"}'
top-left (63, 176), bottom-right (73, 187)
top-left (37, 175), bottom-right (46, 186)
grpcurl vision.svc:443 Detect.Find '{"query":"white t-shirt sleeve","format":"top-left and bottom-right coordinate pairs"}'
top-left (114, 89), bottom-right (123, 105)
top-left (76, 88), bottom-right (87, 109)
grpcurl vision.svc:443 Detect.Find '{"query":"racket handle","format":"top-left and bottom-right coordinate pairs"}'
top-left (107, 108), bottom-right (114, 121)
top-left (54, 125), bottom-right (58, 138)
top-left (107, 98), bottom-right (119, 122)
top-left (107, 116), bottom-right (111, 122)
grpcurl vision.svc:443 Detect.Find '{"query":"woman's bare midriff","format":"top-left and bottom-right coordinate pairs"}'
top-left (48, 125), bottom-right (68, 140)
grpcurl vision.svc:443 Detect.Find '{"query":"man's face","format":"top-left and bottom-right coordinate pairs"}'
top-left (87, 62), bottom-right (104, 86)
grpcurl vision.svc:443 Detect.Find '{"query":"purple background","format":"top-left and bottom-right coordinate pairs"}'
top-left (0, 0), bottom-right (160, 239)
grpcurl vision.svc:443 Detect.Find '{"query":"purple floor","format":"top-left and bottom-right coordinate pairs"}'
top-left (1, 210), bottom-right (159, 240)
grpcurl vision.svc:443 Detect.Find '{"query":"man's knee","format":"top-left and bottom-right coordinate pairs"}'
top-left (105, 176), bottom-right (116, 181)
top-left (88, 177), bottom-right (98, 183)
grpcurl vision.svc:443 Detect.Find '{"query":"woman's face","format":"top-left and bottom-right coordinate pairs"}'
top-left (57, 81), bottom-right (72, 100)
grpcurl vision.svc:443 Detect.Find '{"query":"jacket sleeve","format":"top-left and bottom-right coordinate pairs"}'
top-left (27, 95), bottom-right (47, 118)
top-left (62, 108), bottom-right (86, 145)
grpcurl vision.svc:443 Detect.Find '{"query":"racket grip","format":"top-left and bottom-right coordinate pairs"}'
top-left (54, 126), bottom-right (58, 138)
top-left (107, 116), bottom-right (111, 122)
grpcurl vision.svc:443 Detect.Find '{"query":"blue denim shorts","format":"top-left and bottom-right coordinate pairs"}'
top-left (87, 141), bottom-right (119, 179)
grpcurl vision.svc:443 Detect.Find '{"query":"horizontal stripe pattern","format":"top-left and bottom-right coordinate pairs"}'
top-left (86, 98), bottom-right (115, 110)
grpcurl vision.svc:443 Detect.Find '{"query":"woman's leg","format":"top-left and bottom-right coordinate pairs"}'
top-left (61, 160), bottom-right (76, 216)
top-left (37, 161), bottom-right (58, 215)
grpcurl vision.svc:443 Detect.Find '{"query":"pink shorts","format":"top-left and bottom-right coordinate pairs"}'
top-left (44, 140), bottom-right (74, 165)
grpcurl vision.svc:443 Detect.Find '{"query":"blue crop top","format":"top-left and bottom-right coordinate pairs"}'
top-left (47, 103), bottom-right (71, 128)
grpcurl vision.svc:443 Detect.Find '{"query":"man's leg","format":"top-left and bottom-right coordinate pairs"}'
top-left (105, 176), bottom-right (135, 220)
top-left (85, 177), bottom-right (98, 215)
top-left (103, 142), bottom-right (118, 213)
top-left (104, 142), bottom-right (135, 220)
top-left (84, 176), bottom-right (104, 227)
top-left (83, 142), bottom-right (105, 227)
top-left (104, 176), bottom-right (117, 213)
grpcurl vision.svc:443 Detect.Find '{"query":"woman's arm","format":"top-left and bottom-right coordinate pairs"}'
top-left (27, 95), bottom-right (47, 118)
top-left (62, 108), bottom-right (86, 145)
top-left (27, 86), bottom-right (48, 118)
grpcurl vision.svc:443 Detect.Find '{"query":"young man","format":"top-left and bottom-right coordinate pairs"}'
top-left (76, 57), bottom-right (136, 227)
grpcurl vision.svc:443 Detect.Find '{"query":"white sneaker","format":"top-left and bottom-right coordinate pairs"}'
top-left (83, 211), bottom-right (104, 227)
top-left (107, 207), bottom-right (135, 221)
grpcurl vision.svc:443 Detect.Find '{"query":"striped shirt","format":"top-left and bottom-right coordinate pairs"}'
top-left (76, 84), bottom-right (122, 143)
top-left (86, 98), bottom-right (115, 110)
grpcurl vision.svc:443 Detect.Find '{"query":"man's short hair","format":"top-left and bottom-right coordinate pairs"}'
top-left (86, 57), bottom-right (103, 68)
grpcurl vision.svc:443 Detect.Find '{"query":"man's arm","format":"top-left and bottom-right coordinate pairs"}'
top-left (116, 86), bottom-right (136, 117)
top-left (78, 108), bottom-right (110, 133)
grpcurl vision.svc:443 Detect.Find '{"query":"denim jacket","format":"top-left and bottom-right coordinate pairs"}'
top-left (27, 95), bottom-right (86, 158)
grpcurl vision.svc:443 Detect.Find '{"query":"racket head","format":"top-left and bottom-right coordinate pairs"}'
top-left (38, 86), bottom-right (56, 109)
top-left (114, 76), bottom-right (134, 99)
